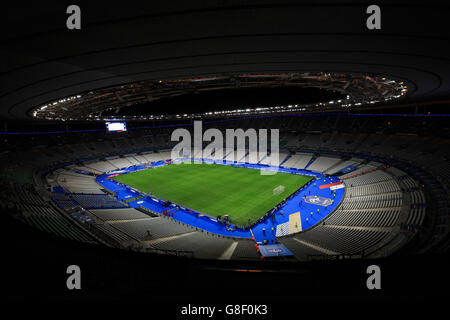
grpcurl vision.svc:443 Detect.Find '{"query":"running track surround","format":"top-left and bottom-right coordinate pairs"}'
top-left (1, 2), bottom-right (450, 120)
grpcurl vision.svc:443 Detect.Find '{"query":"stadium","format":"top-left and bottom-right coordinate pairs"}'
top-left (0, 1), bottom-right (449, 302)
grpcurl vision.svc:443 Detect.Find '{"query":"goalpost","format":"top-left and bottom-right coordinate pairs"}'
top-left (273, 185), bottom-right (285, 195)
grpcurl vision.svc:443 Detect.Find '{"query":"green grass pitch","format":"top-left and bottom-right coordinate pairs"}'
top-left (112, 162), bottom-right (313, 226)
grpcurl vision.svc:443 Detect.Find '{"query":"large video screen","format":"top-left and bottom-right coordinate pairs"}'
top-left (106, 122), bottom-right (127, 132)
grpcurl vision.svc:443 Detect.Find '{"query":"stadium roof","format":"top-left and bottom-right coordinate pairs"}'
top-left (1, 1), bottom-right (450, 121)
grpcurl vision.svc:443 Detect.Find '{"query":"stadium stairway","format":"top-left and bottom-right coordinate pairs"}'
top-left (303, 156), bottom-right (317, 170)
top-left (33, 142), bottom-right (437, 260)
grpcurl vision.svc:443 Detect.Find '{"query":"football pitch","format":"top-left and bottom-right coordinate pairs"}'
top-left (112, 162), bottom-right (313, 226)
